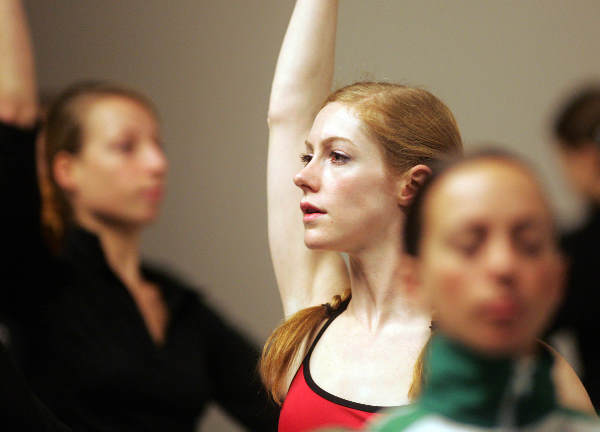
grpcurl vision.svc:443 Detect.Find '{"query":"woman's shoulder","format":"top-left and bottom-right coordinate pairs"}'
top-left (140, 262), bottom-right (243, 322)
top-left (539, 339), bottom-right (597, 416)
top-left (141, 262), bottom-right (205, 302)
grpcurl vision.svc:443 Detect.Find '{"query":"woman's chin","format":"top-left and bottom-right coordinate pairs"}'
top-left (465, 331), bottom-right (534, 357)
top-left (303, 234), bottom-right (336, 251)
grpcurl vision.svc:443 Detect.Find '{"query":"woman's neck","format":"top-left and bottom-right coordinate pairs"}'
top-left (345, 235), bottom-right (427, 333)
top-left (76, 214), bottom-right (143, 288)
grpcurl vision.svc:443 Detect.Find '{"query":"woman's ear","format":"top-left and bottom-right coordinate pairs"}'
top-left (52, 151), bottom-right (77, 193)
top-left (397, 164), bottom-right (431, 207)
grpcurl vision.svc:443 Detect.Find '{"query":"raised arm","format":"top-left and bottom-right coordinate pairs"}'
top-left (0, 0), bottom-right (48, 311)
top-left (0, 0), bottom-right (38, 127)
top-left (267, 0), bottom-right (349, 318)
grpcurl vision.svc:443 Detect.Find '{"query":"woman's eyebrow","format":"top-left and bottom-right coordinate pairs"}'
top-left (305, 136), bottom-right (356, 150)
top-left (446, 224), bottom-right (487, 238)
top-left (512, 218), bottom-right (547, 235)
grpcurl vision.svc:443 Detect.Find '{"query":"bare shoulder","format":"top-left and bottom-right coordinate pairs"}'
top-left (539, 340), bottom-right (597, 416)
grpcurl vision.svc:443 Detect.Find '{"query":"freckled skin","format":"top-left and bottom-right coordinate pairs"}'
top-left (416, 160), bottom-right (564, 356)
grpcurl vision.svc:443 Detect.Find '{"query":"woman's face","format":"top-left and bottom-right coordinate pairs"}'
top-left (64, 96), bottom-right (167, 228)
top-left (415, 159), bottom-right (564, 355)
top-left (294, 102), bottom-right (403, 253)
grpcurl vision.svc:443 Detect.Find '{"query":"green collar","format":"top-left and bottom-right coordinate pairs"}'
top-left (419, 333), bottom-right (557, 428)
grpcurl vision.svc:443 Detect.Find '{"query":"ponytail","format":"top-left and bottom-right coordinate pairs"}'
top-left (260, 289), bottom-right (351, 405)
top-left (38, 133), bottom-right (69, 253)
top-left (407, 333), bottom-right (433, 401)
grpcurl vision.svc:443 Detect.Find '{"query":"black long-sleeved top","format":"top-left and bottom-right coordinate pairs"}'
top-left (0, 341), bottom-right (71, 432)
top-left (0, 121), bottom-right (278, 431)
top-left (550, 208), bottom-right (600, 411)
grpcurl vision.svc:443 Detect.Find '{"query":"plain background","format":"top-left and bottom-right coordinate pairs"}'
top-left (23, 1), bottom-right (600, 430)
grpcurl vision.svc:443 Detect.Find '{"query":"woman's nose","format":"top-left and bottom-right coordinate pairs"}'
top-left (293, 161), bottom-right (319, 192)
top-left (486, 238), bottom-right (518, 286)
top-left (145, 143), bottom-right (168, 175)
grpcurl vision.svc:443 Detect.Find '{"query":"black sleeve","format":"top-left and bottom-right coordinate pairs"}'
top-left (0, 341), bottom-right (72, 432)
top-left (546, 232), bottom-right (585, 335)
top-left (0, 121), bottom-right (57, 370)
top-left (0, 120), bottom-right (50, 305)
top-left (202, 302), bottom-right (279, 431)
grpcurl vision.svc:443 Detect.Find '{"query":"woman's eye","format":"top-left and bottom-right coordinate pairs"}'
top-left (514, 226), bottom-right (546, 257)
top-left (516, 238), bottom-right (544, 257)
top-left (116, 140), bottom-right (135, 153)
top-left (330, 151), bottom-right (349, 164)
top-left (450, 232), bottom-right (484, 257)
top-left (300, 153), bottom-right (313, 166)
top-left (455, 242), bottom-right (480, 257)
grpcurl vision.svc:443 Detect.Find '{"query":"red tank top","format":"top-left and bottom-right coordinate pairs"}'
top-left (278, 306), bottom-right (393, 431)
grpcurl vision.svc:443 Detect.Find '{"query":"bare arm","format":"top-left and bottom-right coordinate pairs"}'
top-left (0, 0), bottom-right (38, 127)
top-left (540, 340), bottom-right (596, 416)
top-left (267, 0), bottom-right (349, 318)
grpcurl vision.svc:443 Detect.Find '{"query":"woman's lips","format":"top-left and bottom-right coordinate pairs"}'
top-left (481, 299), bottom-right (522, 322)
top-left (300, 201), bottom-right (326, 222)
top-left (144, 185), bottom-right (164, 202)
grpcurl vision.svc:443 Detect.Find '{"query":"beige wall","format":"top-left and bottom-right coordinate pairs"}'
top-left (24, 1), bottom-right (600, 430)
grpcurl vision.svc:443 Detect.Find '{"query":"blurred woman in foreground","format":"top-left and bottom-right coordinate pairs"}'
top-left (351, 152), bottom-right (598, 431)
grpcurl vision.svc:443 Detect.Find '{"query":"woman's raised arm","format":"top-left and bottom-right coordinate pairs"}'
top-left (267, 0), bottom-right (349, 318)
top-left (0, 0), bottom-right (38, 127)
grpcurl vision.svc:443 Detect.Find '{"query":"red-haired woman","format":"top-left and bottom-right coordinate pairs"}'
top-left (262, 1), bottom-right (594, 431)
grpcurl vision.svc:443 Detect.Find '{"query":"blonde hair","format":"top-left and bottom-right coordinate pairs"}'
top-left (260, 82), bottom-right (463, 404)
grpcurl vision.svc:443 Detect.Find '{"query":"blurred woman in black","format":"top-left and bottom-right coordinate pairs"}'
top-left (0, 1), bottom-right (277, 430)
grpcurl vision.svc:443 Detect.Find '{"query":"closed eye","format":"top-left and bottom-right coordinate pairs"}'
top-left (115, 139), bottom-right (136, 154)
top-left (449, 228), bottom-right (486, 257)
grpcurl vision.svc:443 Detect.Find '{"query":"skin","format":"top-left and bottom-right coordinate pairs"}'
top-left (414, 159), bottom-right (564, 356)
top-left (0, 0), bottom-right (38, 126)
top-left (267, 0), bottom-right (348, 321)
top-left (558, 142), bottom-right (600, 204)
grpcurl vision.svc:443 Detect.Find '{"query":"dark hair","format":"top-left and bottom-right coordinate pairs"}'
top-left (553, 86), bottom-right (600, 148)
top-left (40, 81), bottom-right (158, 251)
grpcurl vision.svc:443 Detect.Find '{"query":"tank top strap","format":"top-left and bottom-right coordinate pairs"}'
top-left (304, 300), bottom-right (348, 365)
